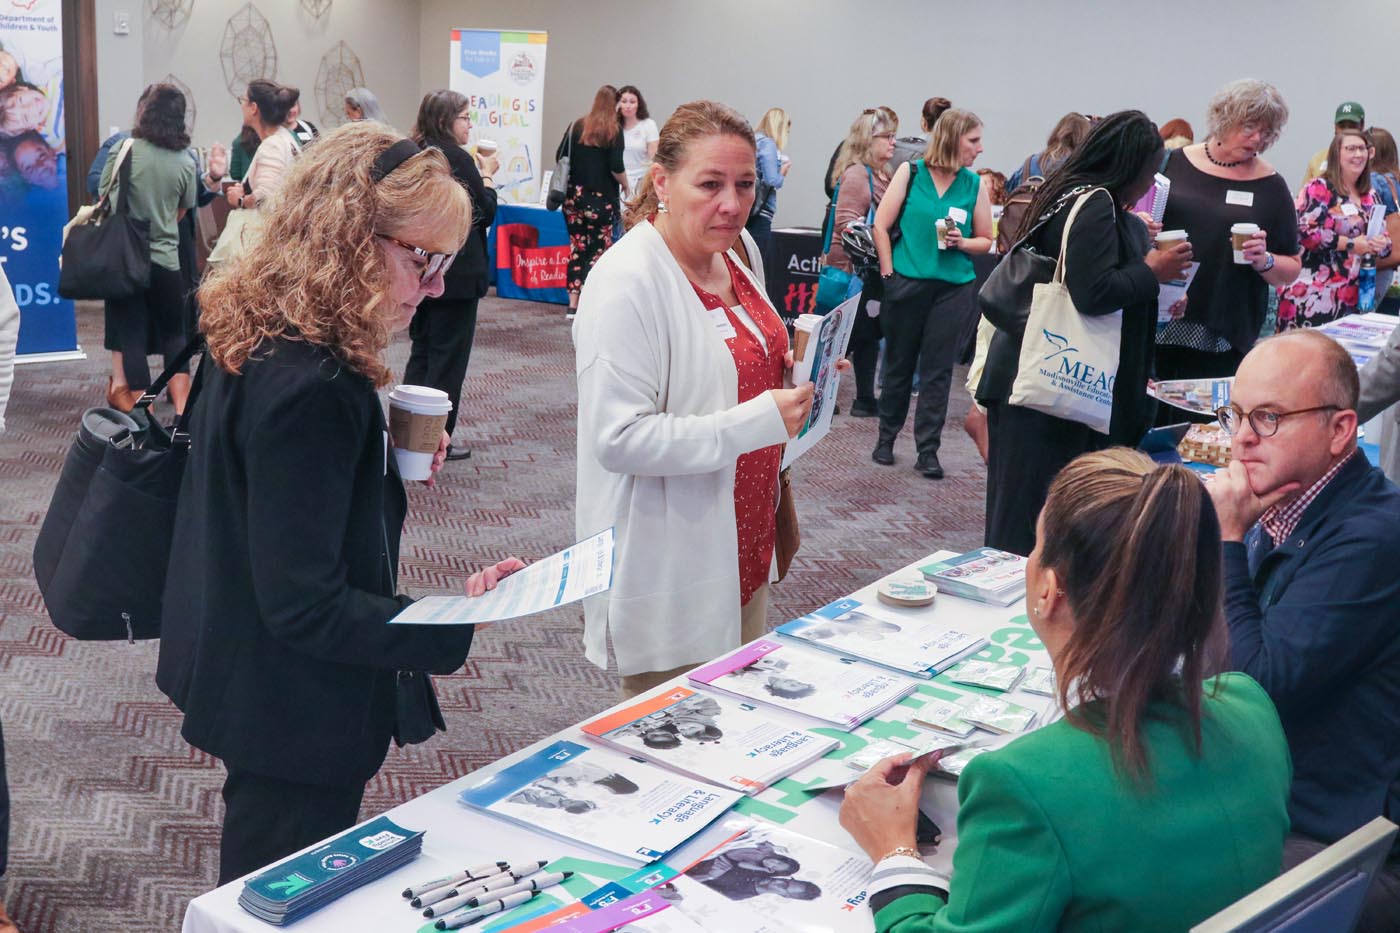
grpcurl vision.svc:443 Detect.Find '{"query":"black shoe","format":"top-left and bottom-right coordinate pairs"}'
top-left (915, 452), bottom-right (944, 479)
top-left (445, 445), bottom-right (472, 461)
top-left (849, 399), bottom-right (878, 418)
top-left (872, 441), bottom-right (895, 465)
top-left (834, 404), bottom-right (841, 415)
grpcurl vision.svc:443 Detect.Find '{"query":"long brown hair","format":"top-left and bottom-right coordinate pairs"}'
top-left (1369, 127), bottom-right (1399, 177)
top-left (1039, 448), bottom-right (1227, 780)
top-left (1324, 129), bottom-right (1372, 198)
top-left (199, 123), bottom-right (472, 387)
top-left (412, 89), bottom-right (470, 147)
top-left (1042, 112), bottom-right (1091, 164)
top-left (580, 85), bottom-right (620, 147)
top-left (624, 100), bottom-right (755, 230)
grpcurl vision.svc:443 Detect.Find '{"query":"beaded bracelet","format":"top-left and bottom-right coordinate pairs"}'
top-left (878, 845), bottom-right (921, 862)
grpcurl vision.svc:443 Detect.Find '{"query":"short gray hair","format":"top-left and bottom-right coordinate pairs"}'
top-left (1205, 79), bottom-right (1289, 152)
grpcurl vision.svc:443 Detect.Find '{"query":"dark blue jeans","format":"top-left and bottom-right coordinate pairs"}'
top-left (745, 213), bottom-right (773, 261)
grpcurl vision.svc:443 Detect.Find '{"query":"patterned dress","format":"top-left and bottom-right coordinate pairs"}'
top-left (1277, 178), bottom-right (1392, 330)
top-left (689, 254), bottom-right (789, 606)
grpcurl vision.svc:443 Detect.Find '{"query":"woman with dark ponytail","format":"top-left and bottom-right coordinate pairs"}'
top-left (841, 448), bottom-right (1292, 932)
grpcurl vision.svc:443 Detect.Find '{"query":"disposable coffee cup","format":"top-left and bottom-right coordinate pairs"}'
top-left (935, 218), bottom-right (949, 250)
top-left (1155, 229), bottom-right (1189, 251)
top-left (476, 138), bottom-right (499, 155)
top-left (1231, 223), bottom-right (1260, 264)
top-left (387, 385), bottom-right (451, 481)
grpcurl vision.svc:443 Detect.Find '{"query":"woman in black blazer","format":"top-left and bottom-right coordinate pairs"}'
top-left (406, 90), bottom-right (499, 460)
top-left (978, 112), bottom-right (1193, 555)
top-left (158, 122), bottom-right (520, 884)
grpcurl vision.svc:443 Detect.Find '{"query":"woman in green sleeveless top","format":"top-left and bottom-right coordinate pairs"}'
top-left (871, 109), bottom-right (994, 479)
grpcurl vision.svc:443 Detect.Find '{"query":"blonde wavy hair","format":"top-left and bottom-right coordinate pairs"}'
top-left (199, 122), bottom-right (472, 387)
top-left (829, 109), bottom-right (895, 189)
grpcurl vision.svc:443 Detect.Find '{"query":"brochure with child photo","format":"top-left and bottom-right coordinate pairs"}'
top-left (783, 295), bottom-right (861, 469)
top-left (777, 597), bottom-right (986, 678)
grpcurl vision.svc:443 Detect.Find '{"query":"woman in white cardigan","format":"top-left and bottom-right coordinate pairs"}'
top-left (575, 101), bottom-right (816, 698)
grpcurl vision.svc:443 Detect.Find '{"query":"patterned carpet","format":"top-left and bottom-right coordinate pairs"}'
top-left (0, 297), bottom-right (986, 932)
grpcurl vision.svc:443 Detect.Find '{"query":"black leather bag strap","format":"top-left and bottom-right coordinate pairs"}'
top-left (115, 140), bottom-right (136, 216)
top-left (131, 337), bottom-right (205, 419)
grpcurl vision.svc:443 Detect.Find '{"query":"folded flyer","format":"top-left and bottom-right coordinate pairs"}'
top-left (778, 598), bottom-right (985, 678)
top-left (783, 295), bottom-right (861, 469)
top-left (664, 819), bottom-right (875, 932)
top-left (919, 548), bottom-right (1028, 606)
top-left (583, 686), bottom-right (839, 795)
top-left (457, 740), bottom-right (741, 865)
top-left (687, 639), bottom-right (915, 731)
top-left (1147, 378), bottom-right (1232, 417)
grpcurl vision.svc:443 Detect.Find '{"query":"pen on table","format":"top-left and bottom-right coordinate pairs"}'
top-left (433, 890), bottom-right (536, 930)
top-left (423, 872), bottom-right (570, 919)
top-left (403, 862), bottom-right (511, 899)
top-left (410, 883), bottom-right (463, 909)
top-left (419, 862), bottom-right (555, 909)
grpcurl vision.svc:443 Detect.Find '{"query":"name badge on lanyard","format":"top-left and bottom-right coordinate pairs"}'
top-left (708, 305), bottom-right (738, 340)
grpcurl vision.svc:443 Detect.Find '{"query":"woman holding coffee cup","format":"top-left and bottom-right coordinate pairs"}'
top-left (1155, 79), bottom-right (1301, 386)
top-left (1277, 129), bottom-right (1393, 330)
top-left (158, 122), bottom-right (521, 884)
top-left (871, 108), bottom-right (994, 480)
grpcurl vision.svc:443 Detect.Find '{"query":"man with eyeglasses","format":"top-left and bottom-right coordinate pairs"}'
top-left (1208, 328), bottom-right (1400, 930)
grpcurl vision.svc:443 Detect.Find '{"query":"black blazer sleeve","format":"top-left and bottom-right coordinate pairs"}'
top-left (243, 376), bottom-right (469, 670)
top-left (609, 134), bottom-right (625, 175)
top-left (1060, 191), bottom-right (1159, 316)
top-left (443, 143), bottom-right (496, 233)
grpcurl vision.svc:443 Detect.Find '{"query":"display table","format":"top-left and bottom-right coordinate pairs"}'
top-left (487, 202), bottom-right (570, 305)
top-left (182, 551), bottom-right (1050, 932)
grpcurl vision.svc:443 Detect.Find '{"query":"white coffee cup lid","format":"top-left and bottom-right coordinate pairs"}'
top-left (477, 138), bottom-right (498, 149)
top-left (389, 384), bottom-right (452, 414)
top-left (1231, 222), bottom-right (1260, 232)
top-left (1157, 229), bottom-right (1188, 239)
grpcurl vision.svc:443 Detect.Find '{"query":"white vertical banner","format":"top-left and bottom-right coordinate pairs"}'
top-left (449, 27), bottom-right (548, 205)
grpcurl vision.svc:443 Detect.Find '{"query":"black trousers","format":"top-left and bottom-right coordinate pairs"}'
top-left (0, 716), bottom-right (8, 877)
top-left (745, 213), bottom-right (773, 261)
top-left (218, 766), bottom-right (365, 885)
top-left (984, 400), bottom-right (1107, 556)
top-left (877, 274), bottom-right (974, 457)
top-left (405, 297), bottom-right (480, 439)
top-left (104, 263), bottom-right (188, 389)
top-left (849, 273), bottom-right (883, 404)
top-left (1283, 833), bottom-right (1400, 933)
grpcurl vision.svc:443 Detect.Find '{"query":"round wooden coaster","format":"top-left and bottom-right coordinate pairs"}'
top-left (877, 578), bottom-right (938, 608)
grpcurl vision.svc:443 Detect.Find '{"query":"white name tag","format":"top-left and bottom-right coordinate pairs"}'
top-left (947, 206), bottom-right (969, 224)
top-left (1341, 202), bottom-right (1360, 216)
top-left (1225, 190), bottom-right (1254, 207)
top-left (708, 306), bottom-right (737, 339)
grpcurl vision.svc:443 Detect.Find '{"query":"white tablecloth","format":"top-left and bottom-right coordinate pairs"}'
top-left (182, 551), bottom-right (1050, 932)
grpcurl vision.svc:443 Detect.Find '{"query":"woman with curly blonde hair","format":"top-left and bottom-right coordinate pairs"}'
top-left (158, 121), bottom-right (521, 883)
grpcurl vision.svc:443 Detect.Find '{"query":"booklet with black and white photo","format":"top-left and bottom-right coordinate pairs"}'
top-left (687, 639), bottom-right (915, 731)
top-left (582, 686), bottom-right (839, 795)
top-left (777, 597), bottom-right (986, 678)
top-left (663, 819), bottom-right (875, 933)
top-left (457, 740), bottom-right (741, 865)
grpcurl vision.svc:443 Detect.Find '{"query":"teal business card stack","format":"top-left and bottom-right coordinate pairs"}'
top-left (238, 816), bottom-right (425, 925)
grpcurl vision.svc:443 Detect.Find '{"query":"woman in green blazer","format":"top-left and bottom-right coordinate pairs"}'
top-left (840, 448), bottom-right (1292, 932)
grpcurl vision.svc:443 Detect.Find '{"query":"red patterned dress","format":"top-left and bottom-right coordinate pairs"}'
top-left (689, 254), bottom-right (789, 605)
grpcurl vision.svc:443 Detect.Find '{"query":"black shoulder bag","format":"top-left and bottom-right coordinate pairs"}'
top-left (58, 140), bottom-right (152, 301)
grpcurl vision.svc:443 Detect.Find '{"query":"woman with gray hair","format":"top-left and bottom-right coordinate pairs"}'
top-left (1155, 79), bottom-right (1302, 392)
top-left (344, 86), bottom-right (388, 124)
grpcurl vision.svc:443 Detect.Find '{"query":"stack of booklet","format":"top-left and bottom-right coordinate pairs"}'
top-left (919, 549), bottom-right (1028, 606)
top-left (664, 819), bottom-right (875, 932)
top-left (687, 639), bottom-right (915, 730)
top-left (237, 816), bottom-right (424, 925)
top-left (457, 740), bottom-right (741, 865)
top-left (581, 686), bottom-right (839, 795)
top-left (777, 597), bottom-right (986, 678)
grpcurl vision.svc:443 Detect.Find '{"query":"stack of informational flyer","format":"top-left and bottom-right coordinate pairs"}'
top-left (919, 548), bottom-right (1028, 606)
top-left (456, 740), bottom-right (741, 865)
top-left (777, 597), bottom-right (986, 678)
top-left (582, 686), bottom-right (839, 795)
top-left (688, 639), bottom-right (915, 730)
top-left (664, 819), bottom-right (875, 932)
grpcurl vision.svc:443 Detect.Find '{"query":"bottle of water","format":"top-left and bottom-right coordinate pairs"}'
top-left (1359, 253), bottom-right (1377, 312)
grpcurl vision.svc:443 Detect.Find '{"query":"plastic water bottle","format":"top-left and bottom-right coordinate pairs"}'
top-left (1359, 253), bottom-right (1377, 311)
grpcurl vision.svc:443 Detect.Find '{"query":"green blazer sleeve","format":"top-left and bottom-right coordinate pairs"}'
top-left (876, 755), bottom-right (1071, 933)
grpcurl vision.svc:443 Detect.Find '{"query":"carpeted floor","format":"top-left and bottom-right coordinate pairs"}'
top-left (0, 296), bottom-right (986, 932)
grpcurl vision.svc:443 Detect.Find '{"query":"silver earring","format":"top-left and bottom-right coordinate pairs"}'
top-left (657, 201), bottom-right (669, 214)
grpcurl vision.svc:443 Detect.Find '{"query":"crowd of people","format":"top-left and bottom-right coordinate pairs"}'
top-left (1, 68), bottom-right (1399, 933)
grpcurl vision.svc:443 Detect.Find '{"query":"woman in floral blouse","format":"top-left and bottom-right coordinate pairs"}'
top-left (1278, 129), bottom-right (1392, 329)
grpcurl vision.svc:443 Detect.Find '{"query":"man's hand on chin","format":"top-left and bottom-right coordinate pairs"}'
top-left (1207, 460), bottom-right (1302, 542)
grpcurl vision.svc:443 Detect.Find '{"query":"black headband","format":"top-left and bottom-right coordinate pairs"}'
top-left (370, 139), bottom-right (422, 182)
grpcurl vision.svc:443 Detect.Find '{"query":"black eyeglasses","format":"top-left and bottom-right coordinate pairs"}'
top-left (376, 234), bottom-right (456, 284)
top-left (1215, 403), bottom-right (1341, 437)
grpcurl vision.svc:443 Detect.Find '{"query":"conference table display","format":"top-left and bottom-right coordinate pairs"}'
top-left (182, 549), bottom-right (1055, 933)
top-left (487, 203), bottom-right (570, 305)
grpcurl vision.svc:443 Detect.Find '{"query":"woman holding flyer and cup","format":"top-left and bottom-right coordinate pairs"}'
top-left (158, 123), bottom-right (521, 885)
top-left (575, 100), bottom-right (821, 699)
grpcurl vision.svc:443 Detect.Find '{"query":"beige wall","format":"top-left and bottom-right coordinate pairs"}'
top-left (418, 0), bottom-right (1400, 227)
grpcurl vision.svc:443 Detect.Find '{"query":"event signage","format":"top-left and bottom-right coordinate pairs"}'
top-left (449, 28), bottom-right (548, 204)
top-left (1, 0), bottom-right (79, 358)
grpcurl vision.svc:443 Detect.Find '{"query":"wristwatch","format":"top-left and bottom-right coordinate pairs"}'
top-left (1259, 252), bottom-right (1276, 273)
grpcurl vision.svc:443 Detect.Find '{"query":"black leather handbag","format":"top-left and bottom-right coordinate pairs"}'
top-left (58, 140), bottom-right (151, 301)
top-left (32, 340), bottom-right (203, 641)
top-left (977, 245), bottom-right (1056, 339)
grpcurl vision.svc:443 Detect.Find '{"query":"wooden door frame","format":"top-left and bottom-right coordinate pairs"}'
top-left (61, 0), bottom-right (100, 207)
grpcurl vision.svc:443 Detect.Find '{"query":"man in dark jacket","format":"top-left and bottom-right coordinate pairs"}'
top-left (1209, 329), bottom-right (1400, 932)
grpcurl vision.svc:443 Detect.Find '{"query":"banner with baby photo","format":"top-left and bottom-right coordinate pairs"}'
top-left (448, 27), bottom-right (548, 204)
top-left (1, 0), bottom-right (79, 359)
